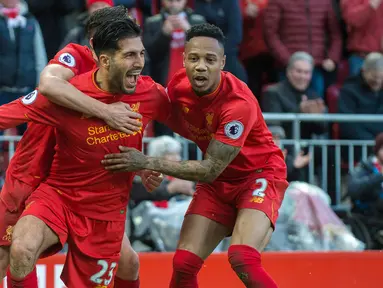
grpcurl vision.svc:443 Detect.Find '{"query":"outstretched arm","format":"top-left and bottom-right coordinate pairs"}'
top-left (102, 138), bottom-right (241, 183)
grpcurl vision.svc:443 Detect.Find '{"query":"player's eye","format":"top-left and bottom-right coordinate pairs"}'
top-left (206, 58), bottom-right (215, 63)
top-left (189, 56), bottom-right (198, 62)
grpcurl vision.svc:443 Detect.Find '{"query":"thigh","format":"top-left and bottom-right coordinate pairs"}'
top-left (232, 177), bottom-right (288, 250)
top-left (181, 185), bottom-right (232, 260)
top-left (16, 188), bottom-right (68, 257)
top-left (62, 218), bottom-right (125, 288)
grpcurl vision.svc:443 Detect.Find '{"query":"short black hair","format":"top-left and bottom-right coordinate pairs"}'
top-left (92, 17), bottom-right (142, 57)
top-left (186, 23), bottom-right (225, 47)
top-left (85, 5), bottom-right (130, 39)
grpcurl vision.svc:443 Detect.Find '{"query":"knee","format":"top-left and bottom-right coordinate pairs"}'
top-left (117, 249), bottom-right (140, 280)
top-left (10, 238), bottom-right (38, 271)
top-left (173, 249), bottom-right (203, 274)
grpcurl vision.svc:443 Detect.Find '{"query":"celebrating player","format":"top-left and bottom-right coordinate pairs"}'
top-left (102, 23), bottom-right (288, 288)
top-left (0, 15), bottom-right (167, 288)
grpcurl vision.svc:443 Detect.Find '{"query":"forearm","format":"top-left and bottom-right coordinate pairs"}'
top-left (145, 158), bottom-right (216, 183)
top-left (38, 76), bottom-right (109, 119)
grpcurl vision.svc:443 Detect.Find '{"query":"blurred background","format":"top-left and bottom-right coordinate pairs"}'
top-left (1, 0), bottom-right (383, 256)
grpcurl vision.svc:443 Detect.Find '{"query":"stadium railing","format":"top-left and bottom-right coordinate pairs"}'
top-left (2, 113), bottom-right (383, 208)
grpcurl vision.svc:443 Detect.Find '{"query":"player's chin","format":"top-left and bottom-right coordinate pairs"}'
top-left (123, 85), bottom-right (137, 95)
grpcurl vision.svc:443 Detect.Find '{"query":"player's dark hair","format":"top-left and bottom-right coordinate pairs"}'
top-left (92, 17), bottom-right (142, 57)
top-left (85, 5), bottom-right (130, 39)
top-left (185, 23), bottom-right (225, 47)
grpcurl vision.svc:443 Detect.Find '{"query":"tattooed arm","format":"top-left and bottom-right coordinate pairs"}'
top-left (145, 139), bottom-right (241, 182)
top-left (102, 139), bottom-right (241, 183)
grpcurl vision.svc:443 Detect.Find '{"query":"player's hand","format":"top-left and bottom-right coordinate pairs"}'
top-left (102, 146), bottom-right (148, 172)
top-left (140, 170), bottom-right (164, 192)
top-left (104, 102), bottom-right (142, 135)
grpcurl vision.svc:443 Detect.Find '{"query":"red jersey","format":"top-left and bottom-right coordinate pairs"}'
top-left (0, 70), bottom-right (170, 221)
top-left (166, 69), bottom-right (286, 182)
top-left (7, 44), bottom-right (96, 188)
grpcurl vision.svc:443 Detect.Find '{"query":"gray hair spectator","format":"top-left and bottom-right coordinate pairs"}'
top-left (147, 135), bottom-right (182, 160)
top-left (339, 52), bottom-right (383, 146)
top-left (262, 51), bottom-right (327, 140)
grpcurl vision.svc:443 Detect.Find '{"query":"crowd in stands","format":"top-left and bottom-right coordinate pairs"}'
top-left (1, 0), bottom-right (383, 250)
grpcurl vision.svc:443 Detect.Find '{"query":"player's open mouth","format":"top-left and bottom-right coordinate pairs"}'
top-left (194, 75), bottom-right (208, 87)
top-left (125, 72), bottom-right (140, 87)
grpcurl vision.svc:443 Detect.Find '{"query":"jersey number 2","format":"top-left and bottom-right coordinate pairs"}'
top-left (252, 178), bottom-right (268, 198)
top-left (90, 260), bottom-right (117, 286)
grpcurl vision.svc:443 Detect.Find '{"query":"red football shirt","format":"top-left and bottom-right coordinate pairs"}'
top-left (6, 44), bottom-right (96, 189)
top-left (0, 70), bottom-right (170, 221)
top-left (166, 69), bottom-right (286, 182)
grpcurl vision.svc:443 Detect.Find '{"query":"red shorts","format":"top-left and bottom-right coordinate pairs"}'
top-left (21, 185), bottom-right (125, 288)
top-left (0, 174), bottom-right (35, 246)
top-left (186, 175), bottom-right (288, 231)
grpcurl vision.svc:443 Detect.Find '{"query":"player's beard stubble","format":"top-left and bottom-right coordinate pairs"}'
top-left (108, 58), bottom-right (140, 95)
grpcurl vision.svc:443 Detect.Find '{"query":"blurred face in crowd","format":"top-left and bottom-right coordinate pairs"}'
top-left (363, 68), bottom-right (383, 92)
top-left (88, 2), bottom-right (112, 15)
top-left (184, 36), bottom-right (226, 95)
top-left (1, 0), bottom-right (18, 8)
top-left (272, 134), bottom-right (281, 147)
top-left (287, 60), bottom-right (313, 91)
top-left (162, 0), bottom-right (186, 15)
top-left (99, 37), bottom-right (145, 94)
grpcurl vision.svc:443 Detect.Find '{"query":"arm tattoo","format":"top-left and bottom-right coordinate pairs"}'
top-left (145, 139), bottom-right (241, 182)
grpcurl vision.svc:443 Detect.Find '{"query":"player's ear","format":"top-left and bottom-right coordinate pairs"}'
top-left (99, 54), bottom-right (110, 69)
top-left (220, 55), bottom-right (226, 70)
top-left (89, 37), bottom-right (94, 49)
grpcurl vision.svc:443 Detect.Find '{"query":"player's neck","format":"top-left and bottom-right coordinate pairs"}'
top-left (94, 69), bottom-right (111, 92)
top-left (193, 77), bottom-right (221, 97)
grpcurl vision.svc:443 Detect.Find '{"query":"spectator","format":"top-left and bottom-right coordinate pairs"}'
top-left (25, 0), bottom-right (83, 59)
top-left (0, 0), bottom-right (47, 128)
top-left (144, 0), bottom-right (204, 136)
top-left (194, 0), bottom-right (247, 82)
top-left (144, 0), bottom-right (205, 86)
top-left (264, 0), bottom-right (342, 98)
top-left (339, 52), bottom-right (383, 141)
top-left (60, 0), bottom-right (114, 49)
top-left (341, 0), bottom-right (383, 76)
top-left (239, 0), bottom-right (276, 100)
top-left (262, 52), bottom-right (327, 140)
top-left (130, 136), bottom-right (195, 207)
top-left (348, 132), bottom-right (383, 217)
top-left (269, 126), bottom-right (310, 182)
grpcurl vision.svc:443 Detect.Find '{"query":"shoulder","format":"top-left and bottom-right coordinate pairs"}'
top-left (223, 72), bottom-right (258, 104)
top-left (167, 69), bottom-right (189, 96)
top-left (55, 44), bottom-right (91, 66)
